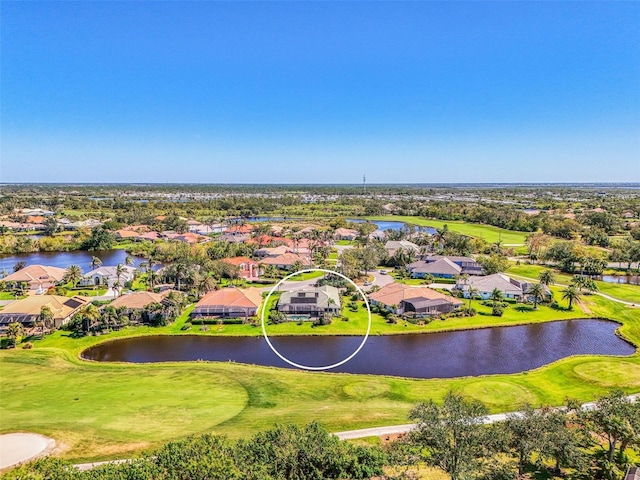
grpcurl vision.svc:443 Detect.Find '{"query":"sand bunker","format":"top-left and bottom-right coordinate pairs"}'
top-left (0, 433), bottom-right (55, 470)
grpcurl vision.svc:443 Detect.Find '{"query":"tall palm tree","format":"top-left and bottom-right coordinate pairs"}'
top-left (90, 256), bottom-right (102, 270)
top-left (571, 275), bottom-right (587, 292)
top-left (528, 283), bottom-right (545, 309)
top-left (538, 269), bottom-right (556, 286)
top-left (584, 278), bottom-right (599, 294)
top-left (125, 255), bottom-right (134, 266)
top-left (7, 322), bottom-right (24, 347)
top-left (83, 304), bottom-right (101, 332)
top-left (561, 285), bottom-right (580, 309)
top-left (433, 225), bottom-right (449, 253)
top-left (64, 265), bottom-right (83, 288)
top-left (115, 263), bottom-right (126, 285)
top-left (174, 263), bottom-right (187, 291)
top-left (467, 286), bottom-right (479, 311)
top-left (489, 288), bottom-right (504, 307)
top-left (39, 306), bottom-right (53, 338)
top-left (112, 280), bottom-right (122, 298)
top-left (198, 275), bottom-right (217, 296)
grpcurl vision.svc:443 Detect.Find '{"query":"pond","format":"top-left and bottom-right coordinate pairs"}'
top-left (347, 219), bottom-right (436, 234)
top-left (81, 319), bottom-right (634, 379)
top-left (596, 275), bottom-right (640, 286)
top-left (0, 249), bottom-right (149, 273)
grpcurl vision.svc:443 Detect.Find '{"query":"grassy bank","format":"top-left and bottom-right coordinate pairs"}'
top-left (0, 292), bottom-right (637, 462)
top-left (507, 263), bottom-right (640, 304)
top-left (366, 216), bottom-right (529, 245)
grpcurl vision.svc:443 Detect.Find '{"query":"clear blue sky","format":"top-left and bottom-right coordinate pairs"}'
top-left (1, 1), bottom-right (639, 183)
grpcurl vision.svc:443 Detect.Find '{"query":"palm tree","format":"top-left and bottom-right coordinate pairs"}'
top-left (528, 283), bottom-right (545, 309)
top-left (125, 255), bottom-right (134, 266)
top-left (489, 288), bottom-right (504, 307)
top-left (538, 269), bottom-right (556, 286)
top-left (561, 285), bottom-right (580, 309)
top-left (90, 256), bottom-right (102, 270)
top-left (467, 286), bottom-right (479, 311)
top-left (83, 304), bottom-right (101, 332)
top-left (433, 225), bottom-right (449, 253)
top-left (571, 275), bottom-right (588, 292)
top-left (6, 322), bottom-right (24, 347)
top-left (112, 280), bottom-right (122, 298)
top-left (174, 263), bottom-right (187, 291)
top-left (39, 306), bottom-right (53, 338)
top-left (584, 278), bottom-right (599, 294)
top-left (115, 263), bottom-right (126, 285)
top-left (64, 264), bottom-right (83, 288)
top-left (198, 275), bottom-right (217, 296)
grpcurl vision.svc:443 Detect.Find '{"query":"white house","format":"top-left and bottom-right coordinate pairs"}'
top-left (80, 265), bottom-right (136, 287)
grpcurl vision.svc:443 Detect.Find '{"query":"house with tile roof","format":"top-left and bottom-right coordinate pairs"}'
top-left (384, 240), bottom-right (420, 257)
top-left (0, 295), bottom-right (89, 328)
top-left (220, 257), bottom-right (261, 279)
top-left (258, 253), bottom-right (312, 270)
top-left (407, 258), bottom-right (462, 279)
top-left (422, 255), bottom-right (483, 275)
top-left (369, 283), bottom-right (462, 316)
top-left (191, 287), bottom-right (263, 319)
top-left (455, 273), bottom-right (545, 301)
top-left (1, 265), bottom-right (66, 292)
top-left (333, 228), bottom-right (359, 240)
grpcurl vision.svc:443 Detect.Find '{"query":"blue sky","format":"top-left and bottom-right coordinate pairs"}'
top-left (1, 1), bottom-right (639, 183)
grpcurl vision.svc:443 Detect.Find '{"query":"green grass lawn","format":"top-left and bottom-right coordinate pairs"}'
top-left (0, 284), bottom-right (637, 462)
top-left (0, 292), bottom-right (22, 301)
top-left (507, 263), bottom-right (640, 304)
top-left (335, 239), bottom-right (354, 246)
top-left (65, 288), bottom-right (108, 297)
top-left (367, 215), bottom-right (530, 245)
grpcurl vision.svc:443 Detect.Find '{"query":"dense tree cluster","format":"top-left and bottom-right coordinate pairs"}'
top-left (3, 422), bottom-right (386, 480)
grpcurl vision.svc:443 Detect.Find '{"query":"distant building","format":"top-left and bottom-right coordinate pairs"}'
top-left (259, 253), bottom-right (312, 270)
top-left (384, 240), bottom-right (420, 257)
top-left (220, 257), bottom-right (261, 279)
top-left (333, 228), bottom-right (359, 241)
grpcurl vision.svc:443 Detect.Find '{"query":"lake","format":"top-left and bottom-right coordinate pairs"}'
top-left (597, 275), bottom-right (640, 286)
top-left (81, 319), bottom-right (633, 379)
top-left (0, 249), bottom-right (149, 273)
top-left (347, 219), bottom-right (436, 234)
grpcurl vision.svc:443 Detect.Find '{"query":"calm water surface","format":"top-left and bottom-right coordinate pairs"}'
top-left (82, 319), bottom-right (633, 379)
top-left (0, 249), bottom-right (149, 272)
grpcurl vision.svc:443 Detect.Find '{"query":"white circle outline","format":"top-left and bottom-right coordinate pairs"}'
top-left (260, 268), bottom-right (372, 371)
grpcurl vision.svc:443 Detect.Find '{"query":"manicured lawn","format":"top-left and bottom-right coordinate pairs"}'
top-left (0, 292), bottom-right (22, 301)
top-left (65, 288), bottom-right (108, 297)
top-left (507, 263), bottom-right (640, 304)
top-left (367, 216), bottom-right (529, 245)
top-left (0, 283), bottom-right (637, 463)
top-left (335, 240), bottom-right (354, 246)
